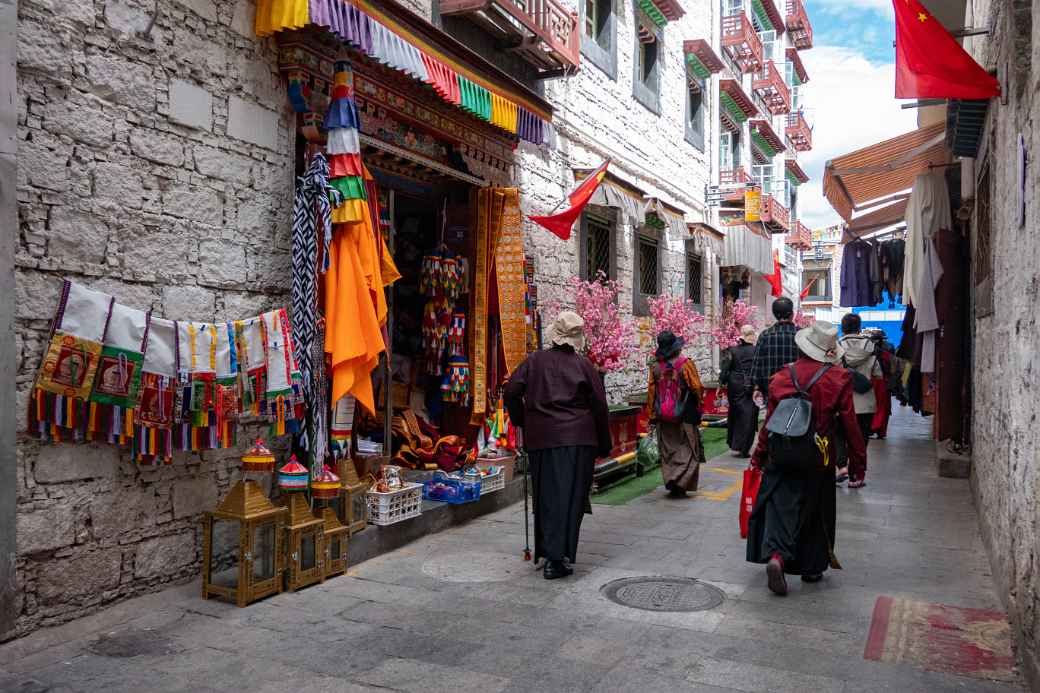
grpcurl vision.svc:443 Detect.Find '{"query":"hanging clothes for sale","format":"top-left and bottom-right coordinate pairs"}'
top-left (880, 238), bottom-right (906, 302)
top-left (904, 171), bottom-right (950, 373)
top-left (840, 238), bottom-right (874, 307)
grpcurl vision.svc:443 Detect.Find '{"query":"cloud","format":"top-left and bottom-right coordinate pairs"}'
top-left (795, 44), bottom-right (917, 230)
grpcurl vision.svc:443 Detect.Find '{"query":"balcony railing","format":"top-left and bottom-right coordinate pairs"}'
top-left (785, 0), bottom-right (813, 50)
top-left (752, 61), bottom-right (791, 115)
top-left (786, 220), bottom-right (811, 249)
top-left (440, 0), bottom-right (580, 77)
top-left (785, 112), bottom-right (812, 151)
top-left (720, 167), bottom-right (753, 187)
top-left (761, 194), bottom-right (790, 234)
top-left (721, 13), bottom-right (763, 74)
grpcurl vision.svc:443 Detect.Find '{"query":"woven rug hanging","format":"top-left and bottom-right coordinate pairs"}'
top-left (28, 280), bottom-right (112, 442)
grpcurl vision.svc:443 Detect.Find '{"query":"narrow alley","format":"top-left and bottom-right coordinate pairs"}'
top-left (0, 407), bottom-right (1022, 692)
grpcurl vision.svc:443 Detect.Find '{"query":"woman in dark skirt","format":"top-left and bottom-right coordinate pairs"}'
top-left (503, 311), bottom-right (612, 580)
top-left (721, 325), bottom-right (759, 458)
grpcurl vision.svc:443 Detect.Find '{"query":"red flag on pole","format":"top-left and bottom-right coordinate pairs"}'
top-left (799, 275), bottom-right (817, 301)
top-left (893, 0), bottom-right (1000, 99)
top-left (765, 250), bottom-right (783, 298)
top-left (529, 160), bottom-right (610, 241)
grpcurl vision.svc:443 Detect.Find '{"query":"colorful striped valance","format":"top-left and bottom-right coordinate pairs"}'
top-left (256, 0), bottom-right (550, 145)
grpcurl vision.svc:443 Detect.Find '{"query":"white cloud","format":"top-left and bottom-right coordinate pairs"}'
top-left (795, 44), bottom-right (917, 229)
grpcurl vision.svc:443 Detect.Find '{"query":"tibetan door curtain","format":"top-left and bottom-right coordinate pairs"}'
top-left (470, 187), bottom-right (527, 426)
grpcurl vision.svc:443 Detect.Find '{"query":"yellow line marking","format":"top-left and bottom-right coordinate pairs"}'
top-left (695, 467), bottom-right (743, 502)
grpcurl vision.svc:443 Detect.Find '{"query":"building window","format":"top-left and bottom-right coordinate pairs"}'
top-left (633, 231), bottom-right (660, 315)
top-left (579, 210), bottom-right (617, 281)
top-left (802, 268), bottom-right (831, 301)
top-left (685, 79), bottom-right (706, 151)
top-left (721, 0), bottom-right (743, 17)
top-left (686, 249), bottom-right (704, 311)
top-left (632, 11), bottom-right (661, 113)
top-left (720, 129), bottom-right (740, 172)
top-left (752, 163), bottom-right (773, 195)
top-left (756, 28), bottom-right (777, 63)
top-left (580, 0), bottom-right (617, 78)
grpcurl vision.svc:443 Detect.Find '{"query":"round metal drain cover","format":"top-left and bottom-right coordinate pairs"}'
top-left (601, 576), bottom-right (725, 612)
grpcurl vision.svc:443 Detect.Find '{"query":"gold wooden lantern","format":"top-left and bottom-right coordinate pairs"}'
top-left (320, 507), bottom-right (349, 578)
top-left (281, 493), bottom-right (326, 591)
top-left (337, 458), bottom-right (368, 536)
top-left (201, 480), bottom-right (287, 607)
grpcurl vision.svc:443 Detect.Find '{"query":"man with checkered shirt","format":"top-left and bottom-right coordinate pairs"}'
top-left (751, 297), bottom-right (799, 400)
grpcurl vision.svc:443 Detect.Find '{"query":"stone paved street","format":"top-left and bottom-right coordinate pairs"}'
top-left (0, 408), bottom-right (1025, 692)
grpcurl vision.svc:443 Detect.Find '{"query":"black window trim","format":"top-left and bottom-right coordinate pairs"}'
top-left (685, 243), bottom-right (705, 313)
top-left (633, 227), bottom-right (661, 316)
top-left (632, 5), bottom-right (662, 114)
top-left (579, 208), bottom-right (618, 281)
top-left (579, 0), bottom-right (618, 79)
top-left (684, 77), bottom-right (707, 151)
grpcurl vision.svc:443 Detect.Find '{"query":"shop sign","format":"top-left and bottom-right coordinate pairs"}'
top-left (744, 189), bottom-right (761, 222)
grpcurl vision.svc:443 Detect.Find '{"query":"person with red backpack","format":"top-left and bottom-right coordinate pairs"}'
top-left (645, 331), bottom-right (705, 498)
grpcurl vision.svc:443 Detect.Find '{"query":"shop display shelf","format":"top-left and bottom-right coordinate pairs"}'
top-left (367, 482), bottom-right (423, 526)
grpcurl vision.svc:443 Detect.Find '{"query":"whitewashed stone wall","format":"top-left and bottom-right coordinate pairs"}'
top-left (11, 0), bottom-right (294, 639)
top-left (515, 0), bottom-right (719, 400)
top-left (964, 0), bottom-right (1039, 685)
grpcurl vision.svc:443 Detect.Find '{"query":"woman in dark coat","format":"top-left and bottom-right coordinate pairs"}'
top-left (504, 311), bottom-right (612, 580)
top-left (721, 325), bottom-right (759, 457)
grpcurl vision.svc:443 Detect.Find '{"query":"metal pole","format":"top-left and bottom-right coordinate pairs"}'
top-left (382, 190), bottom-right (395, 453)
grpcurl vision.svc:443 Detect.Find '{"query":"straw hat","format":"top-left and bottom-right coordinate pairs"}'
top-left (548, 311), bottom-right (585, 351)
top-left (794, 320), bottom-right (845, 364)
top-left (740, 324), bottom-right (757, 345)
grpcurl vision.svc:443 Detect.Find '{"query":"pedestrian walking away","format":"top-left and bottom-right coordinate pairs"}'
top-left (645, 331), bottom-right (705, 498)
top-left (746, 321), bottom-right (867, 596)
top-left (503, 311), bottom-right (612, 580)
top-left (751, 296), bottom-right (799, 400)
top-left (835, 313), bottom-right (881, 487)
top-left (720, 324), bottom-right (759, 458)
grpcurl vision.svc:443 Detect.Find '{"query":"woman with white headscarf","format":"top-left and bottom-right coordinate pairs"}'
top-left (504, 311), bottom-right (612, 580)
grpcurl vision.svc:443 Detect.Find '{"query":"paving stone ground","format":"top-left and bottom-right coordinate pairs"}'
top-left (0, 408), bottom-right (1026, 692)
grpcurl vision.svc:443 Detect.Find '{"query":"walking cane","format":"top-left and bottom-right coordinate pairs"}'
top-left (517, 427), bottom-right (532, 561)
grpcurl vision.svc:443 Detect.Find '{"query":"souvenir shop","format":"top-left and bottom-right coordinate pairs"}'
top-left (25, 0), bottom-right (552, 606)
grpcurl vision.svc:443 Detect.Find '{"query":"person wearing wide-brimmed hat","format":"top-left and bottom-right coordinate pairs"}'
top-left (745, 321), bottom-right (866, 595)
top-left (504, 311), bottom-right (612, 580)
top-left (720, 324), bottom-right (759, 458)
top-left (645, 331), bottom-right (705, 498)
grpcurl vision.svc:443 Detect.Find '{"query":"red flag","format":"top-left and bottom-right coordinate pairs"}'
top-left (765, 250), bottom-right (783, 298)
top-left (529, 160), bottom-right (610, 241)
top-left (800, 275), bottom-right (817, 301)
top-left (893, 0), bottom-right (1000, 99)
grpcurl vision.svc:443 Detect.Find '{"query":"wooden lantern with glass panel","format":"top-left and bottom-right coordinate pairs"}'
top-left (278, 456), bottom-right (326, 591)
top-left (201, 440), bottom-right (287, 607)
top-left (312, 465), bottom-right (348, 578)
top-left (336, 458), bottom-right (369, 536)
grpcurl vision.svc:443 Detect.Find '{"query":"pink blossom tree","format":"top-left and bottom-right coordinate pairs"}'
top-left (708, 299), bottom-right (762, 349)
top-left (792, 310), bottom-right (813, 328)
top-left (548, 275), bottom-right (638, 373)
top-left (646, 295), bottom-right (707, 356)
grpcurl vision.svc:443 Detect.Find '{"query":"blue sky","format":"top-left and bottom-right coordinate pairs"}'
top-left (795, 0), bottom-right (917, 230)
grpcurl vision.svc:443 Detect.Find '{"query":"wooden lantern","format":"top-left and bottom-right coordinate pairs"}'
top-left (281, 493), bottom-right (325, 592)
top-left (201, 480), bottom-right (287, 607)
top-left (337, 458), bottom-right (368, 536)
top-left (320, 507), bottom-right (349, 578)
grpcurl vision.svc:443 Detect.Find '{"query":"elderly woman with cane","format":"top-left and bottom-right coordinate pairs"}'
top-left (504, 311), bottom-right (612, 580)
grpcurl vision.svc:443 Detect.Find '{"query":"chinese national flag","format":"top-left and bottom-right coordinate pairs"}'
top-left (765, 250), bottom-right (783, 298)
top-left (893, 0), bottom-right (1000, 99)
top-left (799, 275), bottom-right (816, 301)
top-left (528, 160), bottom-right (610, 241)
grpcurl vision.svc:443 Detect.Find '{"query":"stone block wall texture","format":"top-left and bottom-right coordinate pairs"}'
top-left (965, 0), bottom-right (1039, 685)
top-left (11, 0), bottom-right (295, 639)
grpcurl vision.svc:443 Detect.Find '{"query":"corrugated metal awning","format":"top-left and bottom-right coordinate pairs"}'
top-left (722, 224), bottom-right (773, 274)
top-left (822, 123), bottom-right (948, 221)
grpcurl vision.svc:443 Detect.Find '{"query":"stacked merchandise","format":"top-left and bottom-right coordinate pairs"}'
top-left (28, 280), bottom-right (304, 463)
top-left (419, 247), bottom-right (470, 405)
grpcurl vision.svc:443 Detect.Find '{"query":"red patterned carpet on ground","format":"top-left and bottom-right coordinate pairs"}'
top-left (864, 596), bottom-right (1018, 682)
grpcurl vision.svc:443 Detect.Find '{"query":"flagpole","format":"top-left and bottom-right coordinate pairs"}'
top-left (547, 159), bottom-right (611, 215)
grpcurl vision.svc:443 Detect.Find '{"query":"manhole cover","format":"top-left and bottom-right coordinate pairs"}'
top-left (421, 551), bottom-right (525, 583)
top-left (88, 630), bottom-right (182, 658)
top-left (601, 577), bottom-right (725, 612)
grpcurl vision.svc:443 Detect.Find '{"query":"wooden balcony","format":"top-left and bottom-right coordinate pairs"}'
top-left (786, 112), bottom-right (812, 151)
top-left (721, 13), bottom-right (763, 74)
top-left (752, 60), bottom-right (791, 115)
top-left (440, 0), bottom-right (580, 78)
top-left (761, 194), bottom-right (790, 234)
top-left (786, 220), bottom-right (811, 249)
top-left (785, 0), bottom-right (813, 50)
top-left (719, 167), bottom-right (754, 205)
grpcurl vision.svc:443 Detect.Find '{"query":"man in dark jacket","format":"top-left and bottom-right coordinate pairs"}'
top-left (751, 297), bottom-right (799, 398)
top-left (504, 311), bottom-right (612, 580)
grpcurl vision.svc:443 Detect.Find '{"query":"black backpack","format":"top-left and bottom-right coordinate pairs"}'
top-left (766, 364), bottom-right (831, 474)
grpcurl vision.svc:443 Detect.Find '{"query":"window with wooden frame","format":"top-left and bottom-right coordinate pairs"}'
top-left (579, 209), bottom-right (617, 281)
top-left (801, 268), bottom-right (831, 301)
top-left (633, 8), bottom-right (662, 113)
top-left (581, 0), bottom-right (617, 78)
top-left (633, 229), bottom-right (660, 316)
top-left (974, 160), bottom-right (993, 317)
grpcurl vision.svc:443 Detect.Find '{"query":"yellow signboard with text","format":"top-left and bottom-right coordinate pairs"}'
top-left (744, 189), bottom-right (761, 222)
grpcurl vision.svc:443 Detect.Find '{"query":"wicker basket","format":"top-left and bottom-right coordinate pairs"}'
top-left (366, 482), bottom-right (423, 526)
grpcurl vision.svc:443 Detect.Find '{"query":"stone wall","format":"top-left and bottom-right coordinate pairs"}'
top-left (10, 0), bottom-right (295, 639)
top-left (964, 0), bottom-right (1039, 685)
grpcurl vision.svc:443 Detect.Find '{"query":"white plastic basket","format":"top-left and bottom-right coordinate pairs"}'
top-left (366, 482), bottom-right (423, 526)
top-left (478, 467), bottom-right (505, 495)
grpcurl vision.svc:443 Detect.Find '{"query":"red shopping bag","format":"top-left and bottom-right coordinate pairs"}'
top-left (739, 466), bottom-right (762, 539)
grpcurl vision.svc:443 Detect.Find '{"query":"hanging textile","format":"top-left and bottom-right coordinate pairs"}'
top-left (469, 188), bottom-right (492, 425)
top-left (494, 188), bottom-right (527, 375)
top-left (905, 171), bottom-right (950, 373)
top-left (87, 302), bottom-right (150, 444)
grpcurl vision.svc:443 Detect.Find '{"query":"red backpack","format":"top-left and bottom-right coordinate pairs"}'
top-left (654, 356), bottom-right (690, 424)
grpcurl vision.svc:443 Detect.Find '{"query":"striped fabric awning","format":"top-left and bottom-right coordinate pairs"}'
top-left (846, 196), bottom-right (910, 237)
top-left (823, 123), bottom-right (947, 221)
